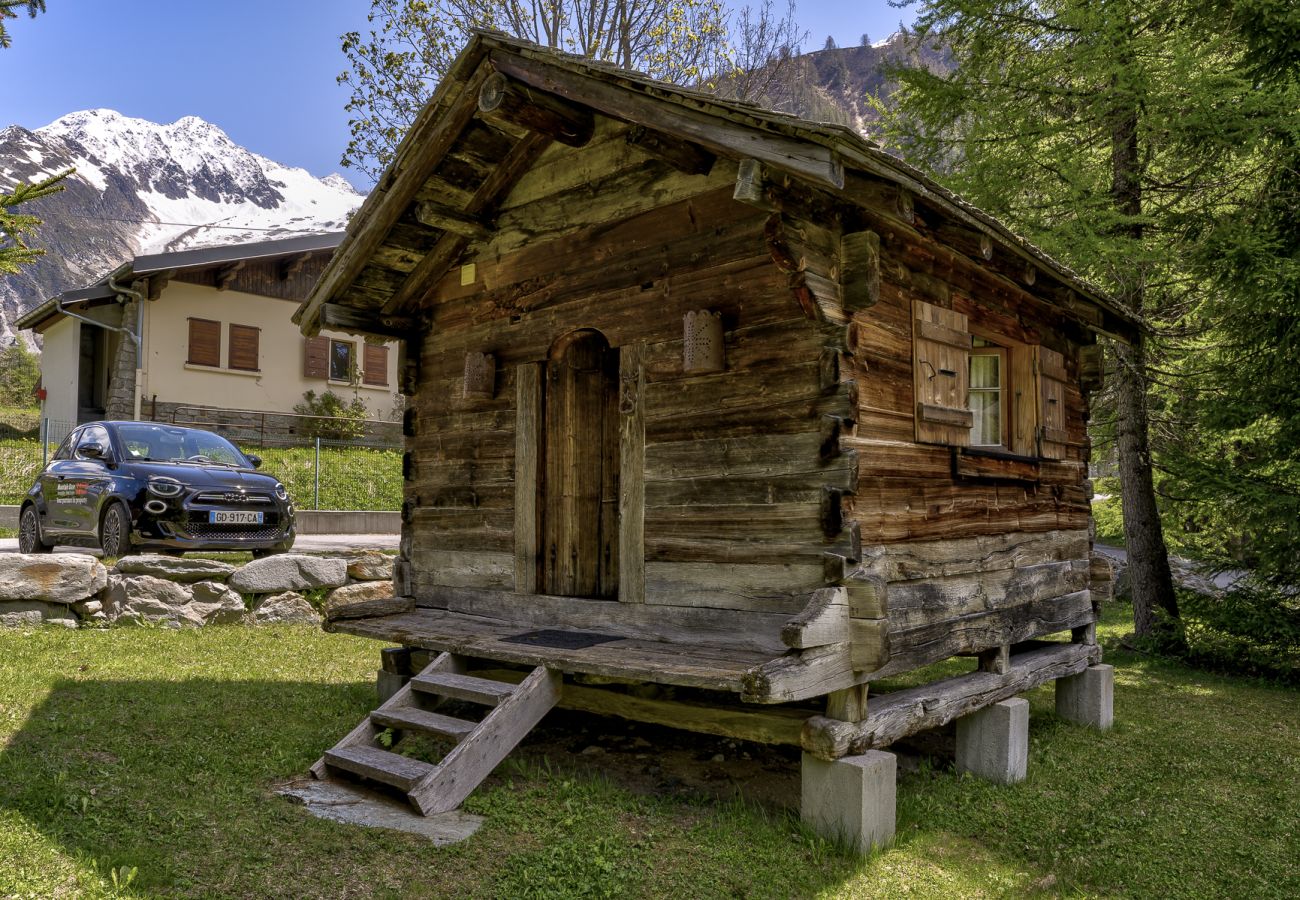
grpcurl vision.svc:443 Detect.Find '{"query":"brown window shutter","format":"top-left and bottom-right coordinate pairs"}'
top-left (187, 318), bottom-right (221, 367)
top-left (363, 343), bottom-right (389, 386)
top-left (1036, 346), bottom-right (1069, 459)
top-left (912, 299), bottom-right (973, 445)
top-left (228, 324), bottom-right (260, 371)
top-left (303, 336), bottom-right (328, 379)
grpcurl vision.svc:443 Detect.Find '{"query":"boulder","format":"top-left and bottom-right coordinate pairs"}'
top-left (190, 582), bottom-right (249, 625)
top-left (324, 580), bottom-right (411, 621)
top-left (73, 599), bottom-right (106, 623)
top-left (0, 554), bottom-right (108, 605)
top-left (102, 574), bottom-right (197, 627)
top-left (253, 591), bottom-right (323, 626)
top-left (0, 600), bottom-right (79, 628)
top-left (115, 554), bottom-right (236, 583)
top-left (347, 551), bottom-right (393, 582)
top-left (228, 555), bottom-right (348, 594)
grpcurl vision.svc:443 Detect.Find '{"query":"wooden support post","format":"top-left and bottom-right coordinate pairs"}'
top-left (618, 343), bottom-right (646, 603)
top-left (826, 684), bottom-right (869, 723)
top-left (478, 71), bottom-right (593, 147)
top-left (978, 643), bottom-right (1011, 675)
top-left (514, 363), bottom-right (542, 593)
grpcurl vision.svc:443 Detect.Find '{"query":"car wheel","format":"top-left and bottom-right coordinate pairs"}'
top-left (99, 503), bottom-right (134, 558)
top-left (18, 505), bottom-right (51, 554)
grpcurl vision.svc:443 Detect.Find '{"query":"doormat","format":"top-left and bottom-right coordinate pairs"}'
top-left (501, 628), bottom-right (623, 650)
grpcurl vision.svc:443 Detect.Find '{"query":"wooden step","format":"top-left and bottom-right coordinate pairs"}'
top-left (370, 706), bottom-right (477, 743)
top-left (322, 745), bottom-right (435, 792)
top-left (410, 671), bottom-right (517, 706)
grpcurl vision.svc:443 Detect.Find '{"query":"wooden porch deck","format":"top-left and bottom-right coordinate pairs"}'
top-left (331, 607), bottom-right (786, 696)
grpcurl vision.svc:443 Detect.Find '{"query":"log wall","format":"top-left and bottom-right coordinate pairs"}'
top-left (402, 121), bottom-right (853, 619)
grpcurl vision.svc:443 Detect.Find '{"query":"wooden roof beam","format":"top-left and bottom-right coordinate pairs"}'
top-left (625, 124), bottom-right (715, 175)
top-left (318, 302), bottom-right (414, 340)
top-left (488, 49), bottom-right (845, 190)
top-left (216, 261), bottom-right (245, 291)
top-left (146, 268), bottom-right (176, 301)
top-left (478, 71), bottom-right (594, 147)
top-left (382, 131), bottom-right (553, 317)
top-left (280, 252), bottom-right (313, 280)
top-left (414, 201), bottom-right (492, 241)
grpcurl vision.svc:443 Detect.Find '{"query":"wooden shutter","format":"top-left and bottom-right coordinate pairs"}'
top-left (363, 343), bottom-right (389, 386)
top-left (187, 318), bottom-right (220, 367)
top-left (303, 336), bottom-right (328, 379)
top-left (1036, 346), bottom-right (1069, 459)
top-left (228, 324), bottom-right (260, 371)
top-left (913, 299), bottom-right (973, 445)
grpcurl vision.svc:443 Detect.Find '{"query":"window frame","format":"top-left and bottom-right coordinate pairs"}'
top-left (968, 342), bottom-right (1009, 450)
top-left (328, 338), bottom-right (355, 383)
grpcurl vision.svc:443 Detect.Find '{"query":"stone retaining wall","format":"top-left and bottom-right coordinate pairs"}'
top-left (0, 550), bottom-right (400, 629)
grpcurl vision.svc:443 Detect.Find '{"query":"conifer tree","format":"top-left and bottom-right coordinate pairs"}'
top-left (0, 0), bottom-right (44, 48)
top-left (882, 0), bottom-right (1290, 647)
top-left (0, 1), bottom-right (65, 277)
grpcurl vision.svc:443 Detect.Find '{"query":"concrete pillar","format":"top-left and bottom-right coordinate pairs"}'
top-left (956, 698), bottom-right (1029, 784)
top-left (1056, 664), bottom-right (1114, 730)
top-left (801, 750), bottom-right (896, 854)
top-left (376, 670), bottom-right (405, 703)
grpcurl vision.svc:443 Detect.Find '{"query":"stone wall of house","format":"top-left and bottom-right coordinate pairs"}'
top-left (0, 550), bottom-right (406, 629)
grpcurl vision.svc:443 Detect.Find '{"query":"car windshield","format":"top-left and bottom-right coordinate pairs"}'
top-left (115, 424), bottom-right (251, 467)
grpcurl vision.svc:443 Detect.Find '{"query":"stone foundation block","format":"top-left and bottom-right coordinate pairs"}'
top-left (1056, 663), bottom-right (1114, 730)
top-left (956, 698), bottom-right (1029, 784)
top-left (801, 750), bottom-right (896, 854)
top-left (377, 670), bottom-right (406, 703)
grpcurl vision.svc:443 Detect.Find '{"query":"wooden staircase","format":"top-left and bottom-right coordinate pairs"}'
top-left (313, 652), bottom-right (561, 815)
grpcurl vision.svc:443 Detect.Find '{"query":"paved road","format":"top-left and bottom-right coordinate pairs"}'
top-left (0, 533), bottom-right (399, 555)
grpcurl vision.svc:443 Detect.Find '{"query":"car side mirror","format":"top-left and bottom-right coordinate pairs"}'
top-left (246, 454), bottom-right (262, 469)
top-left (78, 442), bottom-right (105, 460)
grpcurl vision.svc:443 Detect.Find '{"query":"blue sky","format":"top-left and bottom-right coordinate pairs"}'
top-left (2, 1), bottom-right (915, 190)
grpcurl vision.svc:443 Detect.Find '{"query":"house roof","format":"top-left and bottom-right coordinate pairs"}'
top-left (16, 232), bottom-right (344, 333)
top-left (296, 31), bottom-right (1139, 341)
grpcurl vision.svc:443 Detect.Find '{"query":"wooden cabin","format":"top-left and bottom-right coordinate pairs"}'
top-left (296, 32), bottom-right (1133, 836)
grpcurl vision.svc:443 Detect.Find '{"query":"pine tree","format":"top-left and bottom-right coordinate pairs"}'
top-left (0, 1), bottom-right (66, 277)
top-left (0, 0), bottom-right (44, 48)
top-left (882, 0), bottom-right (1289, 648)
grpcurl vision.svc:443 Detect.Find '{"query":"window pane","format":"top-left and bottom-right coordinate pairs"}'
top-left (970, 390), bottom-right (1001, 446)
top-left (970, 353), bottom-right (1000, 389)
top-left (329, 340), bottom-right (354, 381)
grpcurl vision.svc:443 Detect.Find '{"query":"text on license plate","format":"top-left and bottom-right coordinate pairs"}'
top-left (209, 510), bottom-right (263, 524)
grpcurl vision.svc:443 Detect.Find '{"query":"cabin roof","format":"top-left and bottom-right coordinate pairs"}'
top-left (296, 31), bottom-right (1138, 341)
top-left (16, 232), bottom-right (343, 333)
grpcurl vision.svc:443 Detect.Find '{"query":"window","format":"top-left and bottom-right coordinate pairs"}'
top-left (329, 339), bottom-right (354, 382)
top-left (187, 318), bottom-right (221, 367)
top-left (52, 431), bottom-right (75, 461)
top-left (968, 339), bottom-right (1007, 448)
top-left (228, 324), bottom-right (261, 371)
top-left (76, 425), bottom-right (111, 461)
top-left (912, 298), bottom-right (1067, 458)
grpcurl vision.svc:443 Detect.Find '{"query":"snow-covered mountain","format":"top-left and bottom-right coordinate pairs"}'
top-left (0, 109), bottom-right (363, 346)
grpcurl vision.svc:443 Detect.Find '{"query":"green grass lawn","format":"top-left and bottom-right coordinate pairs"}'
top-left (0, 605), bottom-right (1296, 899)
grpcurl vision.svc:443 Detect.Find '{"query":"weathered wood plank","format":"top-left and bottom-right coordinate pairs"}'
top-left (619, 342), bottom-right (647, 603)
top-left (867, 590), bottom-right (1095, 681)
top-left (802, 640), bottom-right (1103, 759)
top-left (416, 585), bottom-right (789, 655)
top-left (781, 587), bottom-right (849, 649)
top-left (410, 549), bottom-right (514, 590)
top-left (643, 561), bottom-right (825, 614)
top-left (857, 530), bottom-right (1092, 581)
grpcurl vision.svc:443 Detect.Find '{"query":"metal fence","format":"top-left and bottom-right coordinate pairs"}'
top-left (0, 411), bottom-right (400, 511)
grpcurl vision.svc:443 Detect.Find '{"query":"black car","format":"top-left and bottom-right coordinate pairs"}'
top-left (18, 421), bottom-right (295, 558)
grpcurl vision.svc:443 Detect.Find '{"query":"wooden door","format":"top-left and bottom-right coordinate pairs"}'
top-left (541, 330), bottom-right (620, 598)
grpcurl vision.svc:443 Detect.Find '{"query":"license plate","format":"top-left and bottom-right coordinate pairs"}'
top-left (209, 510), bottom-right (263, 525)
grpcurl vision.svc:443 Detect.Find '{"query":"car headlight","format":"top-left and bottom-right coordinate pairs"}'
top-left (147, 478), bottom-right (184, 498)
top-left (274, 482), bottom-right (289, 501)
